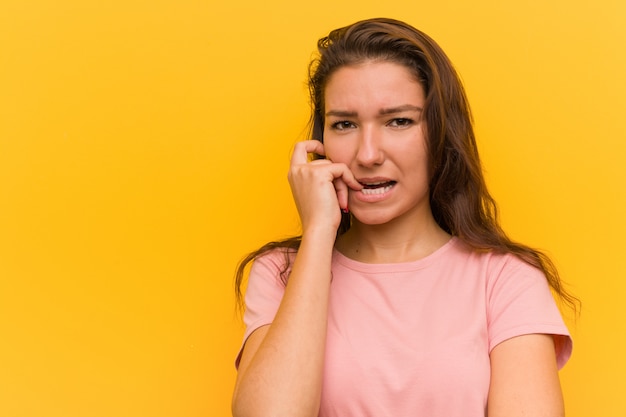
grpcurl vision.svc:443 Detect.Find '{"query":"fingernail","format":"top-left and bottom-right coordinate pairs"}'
top-left (341, 207), bottom-right (349, 214)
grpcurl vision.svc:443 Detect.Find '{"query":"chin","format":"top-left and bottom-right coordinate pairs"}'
top-left (351, 211), bottom-right (397, 226)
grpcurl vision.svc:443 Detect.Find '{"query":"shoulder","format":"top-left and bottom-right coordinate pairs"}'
top-left (438, 239), bottom-right (539, 280)
top-left (450, 239), bottom-right (544, 280)
top-left (248, 247), bottom-right (296, 287)
top-left (484, 251), bottom-right (548, 294)
top-left (253, 247), bottom-right (295, 269)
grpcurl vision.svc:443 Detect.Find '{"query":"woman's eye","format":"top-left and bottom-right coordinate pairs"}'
top-left (331, 121), bottom-right (356, 131)
top-left (388, 118), bottom-right (414, 128)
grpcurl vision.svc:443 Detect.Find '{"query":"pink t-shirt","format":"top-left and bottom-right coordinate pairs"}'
top-left (239, 237), bottom-right (572, 416)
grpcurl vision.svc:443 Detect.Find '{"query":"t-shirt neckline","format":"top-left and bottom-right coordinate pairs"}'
top-left (332, 236), bottom-right (458, 273)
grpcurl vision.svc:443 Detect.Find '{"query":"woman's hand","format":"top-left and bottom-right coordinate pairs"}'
top-left (288, 140), bottom-right (362, 234)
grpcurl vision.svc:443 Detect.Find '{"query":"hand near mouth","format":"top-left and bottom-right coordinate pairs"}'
top-left (288, 140), bottom-right (362, 235)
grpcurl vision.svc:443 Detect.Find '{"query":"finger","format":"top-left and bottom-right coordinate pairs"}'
top-left (290, 140), bottom-right (325, 165)
top-left (332, 164), bottom-right (363, 191)
top-left (326, 164), bottom-right (362, 211)
top-left (312, 163), bottom-right (362, 194)
top-left (333, 178), bottom-right (349, 211)
top-left (307, 159), bottom-right (332, 166)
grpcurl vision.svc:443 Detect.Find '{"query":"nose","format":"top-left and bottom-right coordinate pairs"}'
top-left (355, 126), bottom-right (384, 167)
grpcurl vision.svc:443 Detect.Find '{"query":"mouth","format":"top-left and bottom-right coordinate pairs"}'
top-left (358, 180), bottom-right (397, 195)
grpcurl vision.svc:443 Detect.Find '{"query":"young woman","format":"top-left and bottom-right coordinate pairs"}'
top-left (232, 18), bottom-right (576, 417)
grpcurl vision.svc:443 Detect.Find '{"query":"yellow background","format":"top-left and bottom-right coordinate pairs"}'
top-left (1, 0), bottom-right (624, 416)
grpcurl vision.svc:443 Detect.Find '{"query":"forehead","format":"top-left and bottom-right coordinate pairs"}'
top-left (324, 61), bottom-right (424, 110)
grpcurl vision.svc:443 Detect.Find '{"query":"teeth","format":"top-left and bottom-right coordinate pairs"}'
top-left (361, 184), bottom-right (394, 195)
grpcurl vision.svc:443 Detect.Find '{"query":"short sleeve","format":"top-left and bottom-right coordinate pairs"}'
top-left (486, 256), bottom-right (573, 369)
top-left (235, 250), bottom-right (289, 367)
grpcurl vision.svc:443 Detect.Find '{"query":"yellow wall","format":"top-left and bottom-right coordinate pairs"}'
top-left (1, 1), bottom-right (624, 416)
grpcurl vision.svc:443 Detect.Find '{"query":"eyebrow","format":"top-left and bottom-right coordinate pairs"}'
top-left (325, 104), bottom-right (423, 118)
top-left (325, 110), bottom-right (358, 117)
top-left (379, 104), bottom-right (423, 115)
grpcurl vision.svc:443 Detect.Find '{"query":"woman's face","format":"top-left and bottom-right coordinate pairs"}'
top-left (323, 60), bottom-right (431, 226)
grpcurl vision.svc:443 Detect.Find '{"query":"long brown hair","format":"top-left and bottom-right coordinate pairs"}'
top-left (235, 18), bottom-right (578, 312)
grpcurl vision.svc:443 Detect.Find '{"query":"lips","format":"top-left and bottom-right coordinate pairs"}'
top-left (358, 179), bottom-right (397, 195)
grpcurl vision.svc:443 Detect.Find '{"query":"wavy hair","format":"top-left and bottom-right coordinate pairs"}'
top-left (235, 18), bottom-right (578, 312)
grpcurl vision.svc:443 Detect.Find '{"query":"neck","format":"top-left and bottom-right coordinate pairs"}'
top-left (335, 214), bottom-right (451, 263)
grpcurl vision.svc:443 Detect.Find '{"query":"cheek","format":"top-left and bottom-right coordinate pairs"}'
top-left (323, 138), bottom-right (349, 163)
top-left (399, 145), bottom-right (430, 178)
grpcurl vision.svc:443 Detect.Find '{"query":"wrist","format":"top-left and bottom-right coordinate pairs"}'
top-left (300, 225), bottom-right (337, 249)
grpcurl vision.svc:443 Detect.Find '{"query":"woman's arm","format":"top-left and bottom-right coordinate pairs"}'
top-left (487, 333), bottom-right (564, 417)
top-left (232, 141), bottom-right (361, 417)
top-left (232, 231), bottom-right (334, 417)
